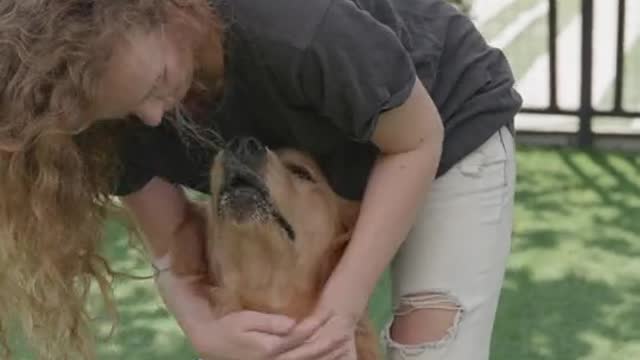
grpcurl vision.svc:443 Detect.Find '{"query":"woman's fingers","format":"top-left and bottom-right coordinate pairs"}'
top-left (328, 345), bottom-right (351, 360)
top-left (237, 311), bottom-right (296, 335)
top-left (276, 332), bottom-right (350, 360)
top-left (267, 309), bottom-right (333, 355)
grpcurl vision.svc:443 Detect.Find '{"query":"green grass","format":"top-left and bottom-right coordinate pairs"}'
top-left (9, 146), bottom-right (640, 359)
top-left (492, 146), bottom-right (640, 360)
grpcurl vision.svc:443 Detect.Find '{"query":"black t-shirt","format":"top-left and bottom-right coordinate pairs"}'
top-left (114, 0), bottom-right (522, 200)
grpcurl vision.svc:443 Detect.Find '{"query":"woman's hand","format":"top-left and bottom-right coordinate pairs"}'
top-left (275, 306), bottom-right (358, 360)
top-left (155, 270), bottom-right (331, 360)
top-left (197, 310), bottom-right (334, 360)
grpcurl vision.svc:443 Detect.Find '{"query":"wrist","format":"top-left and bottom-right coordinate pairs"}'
top-left (318, 289), bottom-right (367, 323)
top-left (153, 267), bottom-right (217, 337)
top-left (319, 264), bottom-right (376, 321)
top-left (151, 252), bottom-right (172, 278)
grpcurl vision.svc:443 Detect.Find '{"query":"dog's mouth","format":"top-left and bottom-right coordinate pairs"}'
top-left (218, 169), bottom-right (295, 241)
top-left (219, 169), bottom-right (269, 219)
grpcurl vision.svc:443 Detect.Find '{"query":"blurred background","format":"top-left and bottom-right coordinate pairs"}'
top-left (10, 0), bottom-right (640, 359)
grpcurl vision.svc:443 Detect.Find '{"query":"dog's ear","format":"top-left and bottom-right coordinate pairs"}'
top-left (200, 198), bottom-right (224, 285)
top-left (169, 199), bottom-right (210, 277)
top-left (309, 197), bottom-right (361, 287)
top-left (316, 224), bottom-right (356, 287)
top-left (327, 197), bottom-right (360, 254)
top-left (337, 198), bottom-right (360, 234)
top-left (323, 198), bottom-right (361, 270)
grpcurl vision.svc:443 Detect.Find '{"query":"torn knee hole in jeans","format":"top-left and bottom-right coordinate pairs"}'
top-left (384, 291), bottom-right (464, 352)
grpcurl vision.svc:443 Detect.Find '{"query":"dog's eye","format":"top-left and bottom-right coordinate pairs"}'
top-left (286, 164), bottom-right (315, 182)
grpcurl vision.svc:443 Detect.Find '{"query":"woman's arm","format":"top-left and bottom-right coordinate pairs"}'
top-left (120, 178), bottom-right (213, 338)
top-left (120, 178), bottom-right (320, 358)
top-left (319, 78), bottom-right (444, 317)
top-left (120, 177), bottom-right (201, 260)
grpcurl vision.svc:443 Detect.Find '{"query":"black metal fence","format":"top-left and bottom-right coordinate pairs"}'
top-left (519, 0), bottom-right (640, 148)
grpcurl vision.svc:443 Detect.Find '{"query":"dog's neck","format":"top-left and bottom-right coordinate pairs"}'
top-left (208, 223), bottom-right (328, 319)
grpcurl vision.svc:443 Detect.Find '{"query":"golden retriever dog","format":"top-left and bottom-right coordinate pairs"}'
top-left (202, 136), bottom-right (381, 359)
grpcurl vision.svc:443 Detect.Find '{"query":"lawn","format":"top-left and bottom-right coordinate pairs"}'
top-left (9, 145), bottom-right (640, 359)
top-left (491, 146), bottom-right (640, 360)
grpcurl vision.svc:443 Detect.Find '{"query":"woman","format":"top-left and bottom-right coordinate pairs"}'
top-left (0, 0), bottom-right (521, 359)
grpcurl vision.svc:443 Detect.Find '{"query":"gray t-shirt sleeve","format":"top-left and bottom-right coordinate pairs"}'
top-left (297, 0), bottom-right (417, 142)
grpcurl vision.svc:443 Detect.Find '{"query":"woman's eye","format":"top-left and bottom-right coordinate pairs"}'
top-left (286, 164), bottom-right (315, 182)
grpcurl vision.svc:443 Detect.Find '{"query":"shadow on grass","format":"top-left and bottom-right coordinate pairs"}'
top-left (558, 150), bottom-right (640, 258)
top-left (9, 237), bottom-right (197, 360)
top-left (513, 147), bottom-right (640, 254)
top-left (95, 287), bottom-right (195, 359)
top-left (492, 268), bottom-right (640, 360)
top-left (491, 147), bottom-right (640, 359)
top-left (90, 220), bottom-right (198, 360)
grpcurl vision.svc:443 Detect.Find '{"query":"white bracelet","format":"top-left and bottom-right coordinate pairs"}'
top-left (151, 253), bottom-right (172, 278)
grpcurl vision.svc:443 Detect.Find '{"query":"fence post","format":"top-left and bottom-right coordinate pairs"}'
top-left (613, 0), bottom-right (626, 112)
top-left (548, 0), bottom-right (558, 110)
top-left (579, 0), bottom-right (594, 147)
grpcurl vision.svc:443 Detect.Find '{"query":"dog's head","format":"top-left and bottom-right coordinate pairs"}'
top-left (207, 137), bottom-right (359, 299)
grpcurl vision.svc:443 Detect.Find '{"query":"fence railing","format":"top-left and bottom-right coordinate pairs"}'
top-left (519, 0), bottom-right (640, 148)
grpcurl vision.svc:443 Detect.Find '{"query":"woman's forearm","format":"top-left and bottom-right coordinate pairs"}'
top-left (121, 178), bottom-right (215, 343)
top-left (320, 137), bottom-right (441, 317)
top-left (154, 269), bottom-right (217, 346)
top-left (319, 80), bottom-right (444, 317)
top-left (120, 178), bottom-right (209, 277)
top-left (120, 178), bottom-right (193, 259)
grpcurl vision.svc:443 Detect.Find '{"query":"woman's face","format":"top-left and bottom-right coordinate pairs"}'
top-left (93, 28), bottom-right (195, 127)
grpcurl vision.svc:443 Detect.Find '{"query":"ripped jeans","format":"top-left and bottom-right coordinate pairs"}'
top-left (383, 126), bottom-right (516, 360)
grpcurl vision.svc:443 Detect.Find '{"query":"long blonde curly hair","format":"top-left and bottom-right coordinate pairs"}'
top-left (0, 1), bottom-right (221, 358)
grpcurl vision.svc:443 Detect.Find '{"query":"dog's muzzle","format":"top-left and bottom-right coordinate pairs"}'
top-left (218, 137), bottom-right (269, 220)
top-left (217, 137), bottom-right (295, 240)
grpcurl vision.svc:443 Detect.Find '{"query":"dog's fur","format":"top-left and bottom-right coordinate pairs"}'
top-left (187, 139), bottom-right (381, 359)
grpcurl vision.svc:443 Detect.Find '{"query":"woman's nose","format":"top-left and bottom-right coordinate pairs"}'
top-left (135, 99), bottom-right (165, 127)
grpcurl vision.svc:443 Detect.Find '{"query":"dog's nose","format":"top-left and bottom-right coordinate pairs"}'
top-left (225, 137), bottom-right (266, 170)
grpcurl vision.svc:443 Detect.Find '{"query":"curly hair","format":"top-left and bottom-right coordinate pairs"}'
top-left (0, 1), bottom-right (221, 358)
